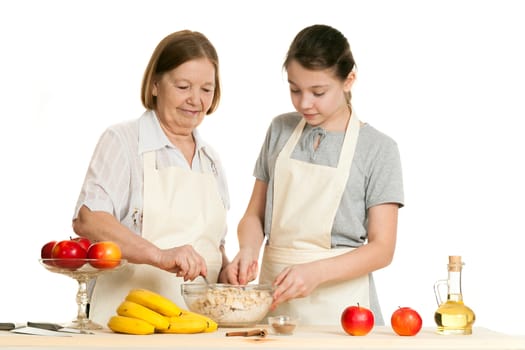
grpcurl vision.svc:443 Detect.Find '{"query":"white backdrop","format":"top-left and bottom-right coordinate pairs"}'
top-left (1, 0), bottom-right (524, 336)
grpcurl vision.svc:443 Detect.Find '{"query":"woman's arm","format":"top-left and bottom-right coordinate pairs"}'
top-left (271, 203), bottom-right (398, 306)
top-left (73, 206), bottom-right (161, 265)
top-left (73, 206), bottom-right (207, 281)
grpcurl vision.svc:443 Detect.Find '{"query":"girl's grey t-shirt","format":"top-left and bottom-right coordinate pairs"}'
top-left (254, 112), bottom-right (404, 247)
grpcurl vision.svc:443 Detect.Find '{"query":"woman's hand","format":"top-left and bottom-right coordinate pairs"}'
top-left (270, 262), bottom-right (323, 310)
top-left (157, 245), bottom-right (207, 281)
top-left (221, 249), bottom-right (259, 285)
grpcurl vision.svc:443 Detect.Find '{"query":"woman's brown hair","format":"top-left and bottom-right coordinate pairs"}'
top-left (141, 30), bottom-right (221, 114)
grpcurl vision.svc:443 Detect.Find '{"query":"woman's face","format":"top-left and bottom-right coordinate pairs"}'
top-left (286, 59), bottom-right (355, 130)
top-left (152, 58), bottom-right (215, 133)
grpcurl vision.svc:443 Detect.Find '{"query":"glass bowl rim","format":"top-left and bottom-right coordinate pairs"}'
top-left (181, 282), bottom-right (274, 293)
top-left (268, 315), bottom-right (299, 323)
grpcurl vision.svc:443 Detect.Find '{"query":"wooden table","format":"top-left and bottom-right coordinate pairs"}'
top-left (1, 326), bottom-right (524, 350)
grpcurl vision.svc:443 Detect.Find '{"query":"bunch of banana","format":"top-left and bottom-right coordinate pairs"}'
top-left (106, 288), bottom-right (218, 335)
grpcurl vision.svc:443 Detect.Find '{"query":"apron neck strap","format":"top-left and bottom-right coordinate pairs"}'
top-left (281, 113), bottom-right (360, 169)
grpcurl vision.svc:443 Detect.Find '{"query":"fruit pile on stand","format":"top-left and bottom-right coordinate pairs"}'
top-left (41, 236), bottom-right (121, 269)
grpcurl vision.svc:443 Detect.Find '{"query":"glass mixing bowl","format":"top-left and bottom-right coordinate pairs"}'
top-left (181, 283), bottom-right (273, 327)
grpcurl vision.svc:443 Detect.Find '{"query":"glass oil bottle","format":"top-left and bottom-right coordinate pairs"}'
top-left (433, 255), bottom-right (476, 335)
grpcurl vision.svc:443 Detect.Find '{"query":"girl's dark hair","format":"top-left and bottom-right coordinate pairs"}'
top-left (141, 30), bottom-right (221, 114)
top-left (284, 24), bottom-right (356, 103)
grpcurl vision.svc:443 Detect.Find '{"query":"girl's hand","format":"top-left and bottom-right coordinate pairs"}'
top-left (270, 262), bottom-right (322, 310)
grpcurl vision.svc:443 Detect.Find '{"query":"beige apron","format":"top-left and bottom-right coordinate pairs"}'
top-left (260, 113), bottom-right (369, 325)
top-left (89, 150), bottom-right (226, 326)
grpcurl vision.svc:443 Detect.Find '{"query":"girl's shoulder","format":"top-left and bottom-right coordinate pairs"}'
top-left (271, 111), bottom-right (302, 127)
top-left (267, 112), bottom-right (303, 137)
top-left (359, 123), bottom-right (399, 148)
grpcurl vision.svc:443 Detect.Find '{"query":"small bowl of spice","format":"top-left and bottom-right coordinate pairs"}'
top-left (268, 315), bottom-right (298, 335)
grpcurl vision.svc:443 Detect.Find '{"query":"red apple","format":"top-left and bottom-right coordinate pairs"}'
top-left (87, 241), bottom-right (122, 269)
top-left (391, 307), bottom-right (423, 336)
top-left (41, 240), bottom-right (57, 259)
top-left (70, 236), bottom-right (91, 252)
top-left (341, 304), bottom-right (374, 336)
top-left (41, 240), bottom-right (57, 265)
top-left (51, 240), bottom-right (87, 269)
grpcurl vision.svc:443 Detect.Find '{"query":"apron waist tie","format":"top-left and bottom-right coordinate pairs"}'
top-left (263, 244), bottom-right (354, 264)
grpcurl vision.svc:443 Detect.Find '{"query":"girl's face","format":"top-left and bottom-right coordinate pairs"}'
top-left (286, 59), bottom-right (355, 130)
top-left (152, 58), bottom-right (215, 133)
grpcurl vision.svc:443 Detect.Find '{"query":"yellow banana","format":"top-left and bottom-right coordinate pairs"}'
top-left (125, 288), bottom-right (183, 317)
top-left (181, 310), bottom-right (218, 333)
top-left (117, 300), bottom-right (170, 331)
top-left (107, 315), bottom-right (155, 335)
top-left (159, 313), bottom-right (209, 334)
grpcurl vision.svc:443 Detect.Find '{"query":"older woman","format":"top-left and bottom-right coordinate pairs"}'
top-left (73, 30), bottom-right (229, 326)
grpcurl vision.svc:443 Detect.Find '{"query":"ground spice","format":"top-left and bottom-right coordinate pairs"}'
top-left (271, 323), bottom-right (296, 335)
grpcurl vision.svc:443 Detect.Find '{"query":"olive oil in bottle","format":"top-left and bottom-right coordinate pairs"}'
top-left (433, 256), bottom-right (476, 335)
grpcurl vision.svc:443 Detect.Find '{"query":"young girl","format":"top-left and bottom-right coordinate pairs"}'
top-left (224, 24), bottom-right (404, 325)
